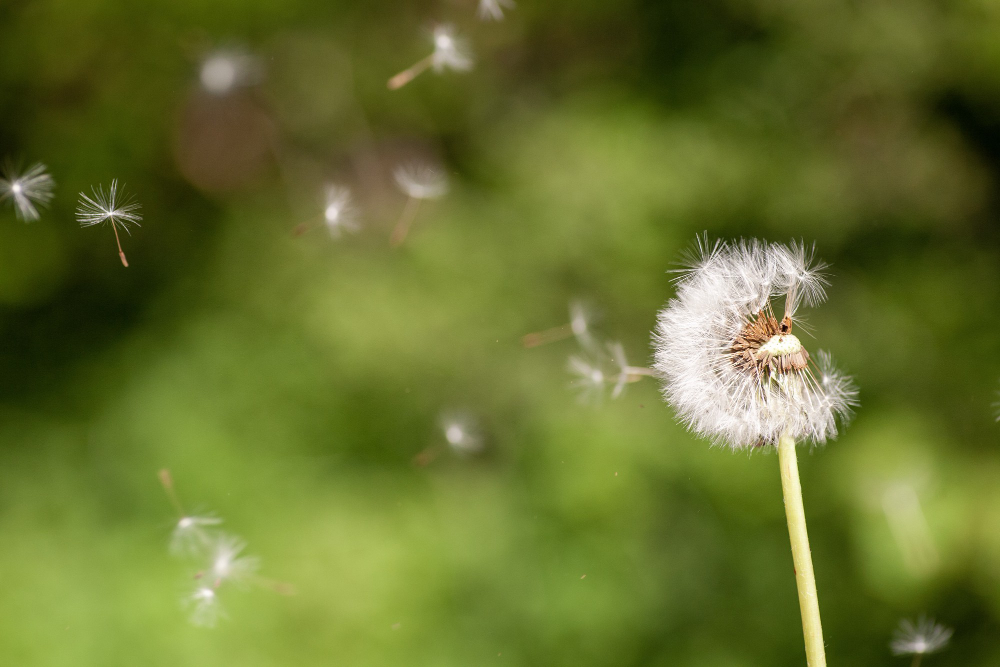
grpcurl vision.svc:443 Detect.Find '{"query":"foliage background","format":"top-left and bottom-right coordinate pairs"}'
top-left (1, 0), bottom-right (1000, 664)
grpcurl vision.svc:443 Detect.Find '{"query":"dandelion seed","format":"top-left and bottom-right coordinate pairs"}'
top-left (322, 185), bottom-right (359, 238)
top-left (523, 300), bottom-right (598, 348)
top-left (199, 49), bottom-right (263, 96)
top-left (205, 533), bottom-right (260, 588)
top-left (478, 0), bottom-right (515, 21)
top-left (171, 515), bottom-right (223, 557)
top-left (653, 237), bottom-right (857, 450)
top-left (77, 180), bottom-right (142, 267)
top-left (387, 25), bottom-right (473, 90)
top-left (607, 341), bottom-right (655, 399)
top-left (159, 470), bottom-right (223, 557)
top-left (891, 617), bottom-right (953, 660)
top-left (440, 414), bottom-right (484, 456)
top-left (0, 162), bottom-right (54, 222)
top-left (569, 351), bottom-right (610, 404)
top-left (390, 163), bottom-right (448, 246)
top-left (186, 585), bottom-right (224, 627)
top-left (568, 340), bottom-right (653, 403)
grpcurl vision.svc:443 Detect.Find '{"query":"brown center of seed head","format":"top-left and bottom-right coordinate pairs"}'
top-left (730, 313), bottom-right (810, 377)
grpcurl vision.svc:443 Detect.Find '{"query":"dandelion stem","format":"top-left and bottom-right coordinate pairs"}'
top-left (778, 432), bottom-right (826, 667)
top-left (390, 196), bottom-right (421, 247)
top-left (387, 54), bottom-right (435, 90)
top-left (911, 656), bottom-right (922, 667)
top-left (111, 222), bottom-right (129, 267)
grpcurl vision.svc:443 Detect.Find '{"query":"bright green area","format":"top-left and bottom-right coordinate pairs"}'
top-left (1, 1), bottom-right (999, 665)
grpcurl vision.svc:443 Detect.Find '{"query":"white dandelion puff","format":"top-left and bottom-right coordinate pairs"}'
top-left (322, 185), bottom-right (359, 238)
top-left (199, 49), bottom-right (263, 96)
top-left (440, 414), bottom-right (484, 456)
top-left (0, 162), bottom-right (55, 222)
top-left (653, 237), bottom-right (857, 450)
top-left (390, 163), bottom-right (449, 247)
top-left (388, 24), bottom-right (473, 90)
top-left (186, 585), bottom-right (224, 628)
top-left (890, 617), bottom-right (953, 657)
top-left (205, 533), bottom-right (260, 588)
top-left (77, 179), bottom-right (142, 267)
top-left (478, 0), bottom-right (515, 21)
top-left (170, 515), bottom-right (223, 557)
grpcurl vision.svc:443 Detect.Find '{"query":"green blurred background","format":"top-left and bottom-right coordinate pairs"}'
top-left (2, 0), bottom-right (1000, 664)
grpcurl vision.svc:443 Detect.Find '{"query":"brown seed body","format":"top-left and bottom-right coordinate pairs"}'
top-left (731, 313), bottom-right (809, 377)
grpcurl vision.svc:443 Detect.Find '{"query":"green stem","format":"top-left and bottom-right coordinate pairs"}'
top-left (778, 432), bottom-right (826, 667)
top-left (911, 654), bottom-right (922, 667)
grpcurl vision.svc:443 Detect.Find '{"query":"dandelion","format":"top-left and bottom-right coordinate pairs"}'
top-left (205, 533), bottom-right (260, 588)
top-left (891, 617), bottom-right (952, 666)
top-left (390, 163), bottom-right (449, 246)
top-left (199, 49), bottom-right (263, 96)
top-left (186, 585), bottom-right (224, 627)
top-left (652, 237), bottom-right (857, 667)
top-left (523, 300), bottom-right (599, 349)
top-left (387, 25), bottom-right (473, 90)
top-left (478, 0), bottom-right (515, 21)
top-left (77, 180), bottom-right (142, 267)
top-left (0, 162), bottom-right (54, 222)
top-left (654, 238), bottom-right (854, 449)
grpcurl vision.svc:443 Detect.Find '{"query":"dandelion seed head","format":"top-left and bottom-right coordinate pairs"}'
top-left (890, 617), bottom-right (953, 656)
top-left (653, 238), bottom-right (857, 450)
top-left (394, 163), bottom-right (449, 200)
top-left (0, 162), bottom-right (55, 222)
top-left (431, 25), bottom-right (473, 73)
